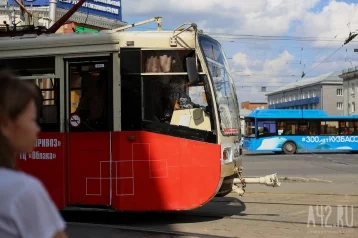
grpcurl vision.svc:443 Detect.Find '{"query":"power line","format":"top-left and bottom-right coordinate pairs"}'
top-left (206, 32), bottom-right (349, 40)
top-left (211, 36), bottom-right (352, 42)
top-left (301, 4), bottom-right (358, 78)
top-left (347, 4), bottom-right (357, 32)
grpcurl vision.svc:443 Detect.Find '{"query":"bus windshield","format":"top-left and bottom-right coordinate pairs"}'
top-left (199, 35), bottom-right (240, 136)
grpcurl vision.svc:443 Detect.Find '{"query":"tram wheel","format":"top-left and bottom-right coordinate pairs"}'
top-left (282, 142), bottom-right (296, 155)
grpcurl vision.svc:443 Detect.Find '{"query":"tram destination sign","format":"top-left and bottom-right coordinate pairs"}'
top-left (7, 0), bottom-right (122, 21)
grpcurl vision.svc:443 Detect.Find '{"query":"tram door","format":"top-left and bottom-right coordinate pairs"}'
top-left (66, 57), bottom-right (113, 206)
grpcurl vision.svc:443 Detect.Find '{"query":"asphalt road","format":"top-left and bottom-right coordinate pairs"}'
top-left (64, 152), bottom-right (358, 237)
top-left (242, 152), bottom-right (358, 195)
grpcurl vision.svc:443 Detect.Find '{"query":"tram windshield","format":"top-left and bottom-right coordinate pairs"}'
top-left (199, 35), bottom-right (240, 136)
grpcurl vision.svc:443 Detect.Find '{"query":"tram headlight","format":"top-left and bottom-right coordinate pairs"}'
top-left (222, 148), bottom-right (231, 161)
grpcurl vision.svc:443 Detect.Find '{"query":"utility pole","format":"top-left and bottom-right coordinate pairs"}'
top-left (49, 0), bottom-right (57, 27)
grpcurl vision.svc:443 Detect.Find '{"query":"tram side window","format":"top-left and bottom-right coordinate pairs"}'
top-left (28, 78), bottom-right (60, 132)
top-left (70, 65), bottom-right (111, 132)
top-left (121, 48), bottom-right (142, 131)
top-left (141, 49), bottom-right (211, 132)
top-left (142, 75), bottom-right (209, 124)
top-left (121, 48), bottom-right (212, 134)
top-left (320, 121), bottom-right (339, 135)
top-left (142, 50), bottom-right (202, 73)
top-left (0, 57), bottom-right (58, 131)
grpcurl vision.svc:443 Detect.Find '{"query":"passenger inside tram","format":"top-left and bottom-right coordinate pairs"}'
top-left (74, 71), bottom-right (107, 131)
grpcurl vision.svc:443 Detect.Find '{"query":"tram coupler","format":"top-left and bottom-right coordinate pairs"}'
top-left (232, 166), bottom-right (281, 196)
top-left (234, 174), bottom-right (281, 187)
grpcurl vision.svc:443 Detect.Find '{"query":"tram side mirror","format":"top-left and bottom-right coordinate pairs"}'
top-left (186, 57), bottom-right (199, 85)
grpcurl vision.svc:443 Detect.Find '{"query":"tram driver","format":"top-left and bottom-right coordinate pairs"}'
top-left (160, 76), bottom-right (201, 122)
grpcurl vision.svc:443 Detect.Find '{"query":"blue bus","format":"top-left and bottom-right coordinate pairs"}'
top-left (242, 109), bottom-right (358, 154)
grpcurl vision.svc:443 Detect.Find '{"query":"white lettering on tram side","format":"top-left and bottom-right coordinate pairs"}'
top-left (29, 151), bottom-right (56, 160)
top-left (303, 136), bottom-right (358, 143)
top-left (19, 152), bottom-right (57, 160)
top-left (20, 153), bottom-right (27, 161)
top-left (35, 139), bottom-right (61, 148)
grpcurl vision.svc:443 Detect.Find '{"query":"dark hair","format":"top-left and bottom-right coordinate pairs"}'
top-left (0, 71), bottom-right (39, 169)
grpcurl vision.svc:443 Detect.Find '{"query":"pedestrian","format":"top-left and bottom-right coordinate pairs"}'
top-left (0, 71), bottom-right (68, 238)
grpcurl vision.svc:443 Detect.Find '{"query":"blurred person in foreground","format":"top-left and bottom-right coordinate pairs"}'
top-left (0, 71), bottom-right (68, 238)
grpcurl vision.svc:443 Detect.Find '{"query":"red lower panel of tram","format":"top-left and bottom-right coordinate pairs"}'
top-left (17, 131), bottom-right (221, 211)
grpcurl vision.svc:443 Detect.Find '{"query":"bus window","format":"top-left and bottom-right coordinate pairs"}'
top-left (279, 120), bottom-right (297, 135)
top-left (339, 121), bottom-right (356, 134)
top-left (245, 119), bottom-right (255, 137)
top-left (320, 121), bottom-right (339, 135)
top-left (277, 121), bottom-right (286, 135)
top-left (257, 120), bottom-right (276, 137)
top-left (297, 121), bottom-right (308, 135)
top-left (308, 121), bottom-right (320, 135)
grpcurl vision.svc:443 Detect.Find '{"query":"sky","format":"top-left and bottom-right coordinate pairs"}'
top-left (122, 0), bottom-right (358, 106)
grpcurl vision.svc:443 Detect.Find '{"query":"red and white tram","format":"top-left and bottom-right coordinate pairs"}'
top-left (0, 19), bottom-right (278, 211)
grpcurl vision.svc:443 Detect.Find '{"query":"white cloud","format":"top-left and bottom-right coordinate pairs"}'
top-left (123, 0), bottom-right (320, 35)
top-left (297, 1), bottom-right (358, 47)
top-left (233, 50), bottom-right (297, 104)
top-left (263, 50), bottom-right (295, 72)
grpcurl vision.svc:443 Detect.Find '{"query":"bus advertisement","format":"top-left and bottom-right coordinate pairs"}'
top-left (243, 109), bottom-right (358, 154)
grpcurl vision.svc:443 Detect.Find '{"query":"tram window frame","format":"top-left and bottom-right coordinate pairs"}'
top-left (20, 77), bottom-right (60, 132)
top-left (0, 57), bottom-right (55, 76)
top-left (141, 75), bottom-right (210, 122)
top-left (141, 50), bottom-right (203, 73)
top-left (0, 56), bottom-right (59, 131)
top-left (38, 78), bottom-right (60, 132)
top-left (120, 48), bottom-right (216, 142)
top-left (67, 58), bottom-right (113, 133)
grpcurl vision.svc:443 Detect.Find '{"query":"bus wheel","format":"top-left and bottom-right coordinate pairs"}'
top-left (283, 142), bottom-right (296, 155)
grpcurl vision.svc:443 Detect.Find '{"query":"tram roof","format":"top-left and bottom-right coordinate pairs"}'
top-left (0, 30), bottom-right (198, 58)
top-left (246, 109), bottom-right (358, 120)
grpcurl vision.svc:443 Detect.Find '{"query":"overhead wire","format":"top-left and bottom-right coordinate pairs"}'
top-left (301, 3), bottom-right (358, 77)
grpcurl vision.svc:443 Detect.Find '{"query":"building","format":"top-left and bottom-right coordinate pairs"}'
top-left (0, 0), bottom-right (125, 33)
top-left (241, 101), bottom-right (267, 110)
top-left (266, 71), bottom-right (343, 115)
top-left (339, 66), bottom-right (358, 115)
